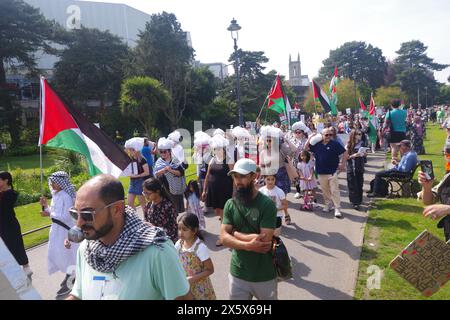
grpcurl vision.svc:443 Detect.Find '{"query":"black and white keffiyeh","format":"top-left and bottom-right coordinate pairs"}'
top-left (84, 206), bottom-right (169, 274)
top-left (48, 171), bottom-right (76, 199)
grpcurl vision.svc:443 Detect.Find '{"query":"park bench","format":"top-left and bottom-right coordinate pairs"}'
top-left (386, 163), bottom-right (420, 198)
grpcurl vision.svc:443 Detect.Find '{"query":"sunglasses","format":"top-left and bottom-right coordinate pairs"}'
top-left (69, 200), bottom-right (123, 222)
top-left (159, 150), bottom-right (169, 154)
top-left (324, 134), bottom-right (333, 137)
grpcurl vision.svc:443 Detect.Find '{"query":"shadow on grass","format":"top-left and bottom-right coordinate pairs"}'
top-left (367, 218), bottom-right (415, 231)
top-left (359, 245), bottom-right (378, 261)
top-left (375, 202), bottom-right (423, 214)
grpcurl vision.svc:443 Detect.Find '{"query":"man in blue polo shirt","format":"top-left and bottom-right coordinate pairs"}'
top-left (306, 127), bottom-right (349, 218)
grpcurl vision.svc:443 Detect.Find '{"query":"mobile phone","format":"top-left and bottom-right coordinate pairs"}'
top-left (420, 160), bottom-right (434, 181)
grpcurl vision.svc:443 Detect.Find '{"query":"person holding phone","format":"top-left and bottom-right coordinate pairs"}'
top-left (418, 161), bottom-right (450, 241)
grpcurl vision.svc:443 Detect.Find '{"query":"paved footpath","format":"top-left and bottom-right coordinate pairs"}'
top-left (27, 152), bottom-right (386, 300)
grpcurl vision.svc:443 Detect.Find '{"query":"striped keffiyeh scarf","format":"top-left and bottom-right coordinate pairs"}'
top-left (85, 206), bottom-right (169, 274)
top-left (49, 171), bottom-right (76, 199)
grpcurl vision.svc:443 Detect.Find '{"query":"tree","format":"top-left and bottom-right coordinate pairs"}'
top-left (180, 67), bottom-right (218, 132)
top-left (120, 76), bottom-right (171, 138)
top-left (394, 40), bottom-right (449, 105)
top-left (130, 12), bottom-right (194, 130)
top-left (229, 50), bottom-right (269, 81)
top-left (0, 0), bottom-right (67, 145)
top-left (436, 84), bottom-right (450, 105)
top-left (318, 41), bottom-right (387, 91)
top-left (54, 27), bottom-right (129, 111)
top-left (374, 86), bottom-right (408, 107)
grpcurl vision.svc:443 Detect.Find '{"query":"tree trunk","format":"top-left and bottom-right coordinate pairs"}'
top-left (0, 59), bottom-right (21, 146)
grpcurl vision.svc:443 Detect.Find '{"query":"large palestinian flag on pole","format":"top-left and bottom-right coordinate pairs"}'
top-left (38, 77), bottom-right (131, 177)
top-left (267, 75), bottom-right (286, 114)
top-left (368, 94), bottom-right (378, 144)
top-left (312, 80), bottom-right (331, 113)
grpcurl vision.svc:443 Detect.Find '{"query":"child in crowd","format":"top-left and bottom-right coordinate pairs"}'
top-left (254, 166), bottom-right (265, 190)
top-left (259, 171), bottom-right (289, 235)
top-left (184, 180), bottom-right (206, 231)
top-left (297, 151), bottom-right (317, 209)
top-left (175, 213), bottom-right (216, 300)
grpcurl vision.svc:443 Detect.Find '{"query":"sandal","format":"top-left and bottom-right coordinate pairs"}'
top-left (285, 215), bottom-right (291, 225)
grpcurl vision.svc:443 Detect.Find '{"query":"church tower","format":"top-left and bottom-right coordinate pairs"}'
top-left (289, 53), bottom-right (301, 80)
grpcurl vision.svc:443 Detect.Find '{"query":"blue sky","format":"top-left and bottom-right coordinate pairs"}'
top-left (86, 0), bottom-right (450, 83)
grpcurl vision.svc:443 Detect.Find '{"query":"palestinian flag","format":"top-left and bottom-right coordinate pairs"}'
top-left (328, 66), bottom-right (339, 116)
top-left (359, 97), bottom-right (369, 117)
top-left (312, 80), bottom-right (331, 113)
top-left (368, 94), bottom-right (378, 144)
top-left (38, 77), bottom-right (131, 177)
top-left (267, 75), bottom-right (286, 114)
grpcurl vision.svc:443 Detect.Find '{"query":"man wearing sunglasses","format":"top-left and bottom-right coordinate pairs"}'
top-left (305, 128), bottom-right (349, 219)
top-left (66, 174), bottom-right (191, 300)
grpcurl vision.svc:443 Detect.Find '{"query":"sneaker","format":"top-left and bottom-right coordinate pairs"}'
top-left (334, 209), bottom-right (343, 219)
top-left (294, 193), bottom-right (301, 199)
top-left (56, 283), bottom-right (71, 297)
top-left (353, 204), bottom-right (361, 211)
top-left (367, 193), bottom-right (379, 198)
top-left (322, 204), bottom-right (333, 213)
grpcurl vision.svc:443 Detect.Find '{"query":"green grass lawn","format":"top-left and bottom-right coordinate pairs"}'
top-left (354, 124), bottom-right (450, 300)
top-left (0, 154), bottom-right (59, 174)
top-left (14, 155), bottom-right (199, 248)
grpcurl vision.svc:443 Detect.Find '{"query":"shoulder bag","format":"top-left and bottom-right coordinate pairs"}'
top-left (232, 200), bottom-right (293, 281)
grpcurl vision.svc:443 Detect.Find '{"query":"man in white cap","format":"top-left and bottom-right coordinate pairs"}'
top-left (220, 158), bottom-right (278, 300)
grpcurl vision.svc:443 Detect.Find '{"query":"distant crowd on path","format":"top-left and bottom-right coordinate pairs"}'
top-left (1, 99), bottom-right (449, 300)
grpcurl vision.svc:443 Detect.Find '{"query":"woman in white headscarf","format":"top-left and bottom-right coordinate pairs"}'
top-left (39, 171), bottom-right (78, 297)
top-left (202, 135), bottom-right (234, 246)
top-left (125, 138), bottom-right (151, 209)
top-left (154, 137), bottom-right (186, 213)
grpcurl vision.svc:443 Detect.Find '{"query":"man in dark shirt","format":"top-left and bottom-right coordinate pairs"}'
top-left (306, 128), bottom-right (349, 218)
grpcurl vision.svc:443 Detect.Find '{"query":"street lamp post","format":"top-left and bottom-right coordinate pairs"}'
top-left (228, 18), bottom-right (243, 127)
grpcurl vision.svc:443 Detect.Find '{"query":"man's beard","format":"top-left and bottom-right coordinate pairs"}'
top-left (81, 211), bottom-right (114, 241)
top-left (233, 182), bottom-right (255, 206)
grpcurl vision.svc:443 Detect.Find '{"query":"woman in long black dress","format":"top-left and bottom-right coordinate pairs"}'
top-left (0, 172), bottom-right (32, 279)
top-left (201, 135), bottom-right (234, 246)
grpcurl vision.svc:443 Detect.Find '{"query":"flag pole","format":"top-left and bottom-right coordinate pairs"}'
top-left (257, 77), bottom-right (277, 121)
top-left (39, 76), bottom-right (44, 200)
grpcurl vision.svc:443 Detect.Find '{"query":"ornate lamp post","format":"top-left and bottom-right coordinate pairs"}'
top-left (228, 18), bottom-right (243, 127)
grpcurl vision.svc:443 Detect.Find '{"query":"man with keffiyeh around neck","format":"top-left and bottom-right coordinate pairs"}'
top-left (66, 175), bottom-right (191, 300)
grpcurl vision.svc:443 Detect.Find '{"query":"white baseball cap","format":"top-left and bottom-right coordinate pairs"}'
top-left (228, 158), bottom-right (257, 176)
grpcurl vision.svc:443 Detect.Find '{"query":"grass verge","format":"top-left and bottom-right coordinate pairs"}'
top-left (354, 124), bottom-right (450, 300)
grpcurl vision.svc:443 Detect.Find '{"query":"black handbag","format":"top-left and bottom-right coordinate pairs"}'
top-left (232, 200), bottom-right (293, 281)
top-left (385, 110), bottom-right (394, 141)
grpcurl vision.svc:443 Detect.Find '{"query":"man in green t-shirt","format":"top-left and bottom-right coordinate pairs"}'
top-left (220, 158), bottom-right (278, 300)
top-left (66, 175), bottom-right (191, 300)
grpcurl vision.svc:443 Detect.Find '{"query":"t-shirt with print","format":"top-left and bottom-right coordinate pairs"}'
top-left (259, 186), bottom-right (285, 218)
top-left (174, 238), bottom-right (210, 262)
top-left (222, 192), bottom-right (277, 283)
top-left (309, 140), bottom-right (346, 175)
top-left (70, 240), bottom-right (189, 300)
